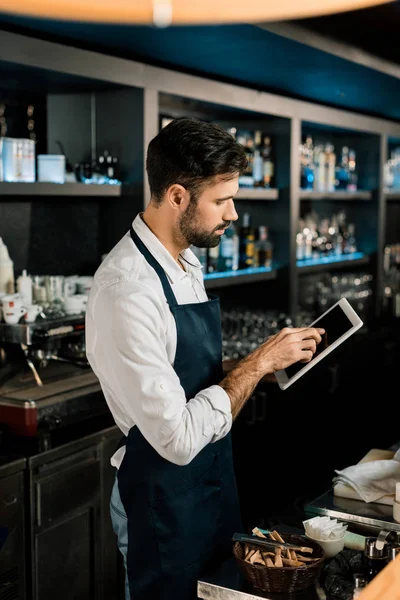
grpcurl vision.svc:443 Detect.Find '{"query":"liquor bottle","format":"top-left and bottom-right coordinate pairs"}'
top-left (262, 136), bottom-right (274, 189)
top-left (325, 143), bottom-right (336, 192)
top-left (343, 223), bottom-right (357, 254)
top-left (300, 135), bottom-right (314, 190)
top-left (218, 226), bottom-right (235, 272)
top-left (237, 131), bottom-right (254, 188)
top-left (207, 244), bottom-right (219, 273)
top-left (313, 144), bottom-right (326, 192)
top-left (255, 225), bottom-right (273, 268)
top-left (239, 213), bottom-right (255, 269)
top-left (335, 146), bottom-right (350, 190)
top-left (348, 149), bottom-right (358, 191)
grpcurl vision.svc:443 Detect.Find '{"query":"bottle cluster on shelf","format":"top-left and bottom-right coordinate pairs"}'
top-left (192, 213), bottom-right (273, 275)
top-left (297, 209), bottom-right (358, 262)
top-left (75, 149), bottom-right (120, 185)
top-left (0, 135), bottom-right (120, 185)
top-left (300, 135), bottom-right (358, 192)
top-left (225, 127), bottom-right (275, 190)
top-left (383, 242), bottom-right (400, 317)
top-left (384, 146), bottom-right (400, 189)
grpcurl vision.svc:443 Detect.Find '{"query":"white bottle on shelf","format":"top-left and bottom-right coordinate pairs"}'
top-left (17, 269), bottom-right (33, 306)
top-left (0, 237), bottom-right (15, 294)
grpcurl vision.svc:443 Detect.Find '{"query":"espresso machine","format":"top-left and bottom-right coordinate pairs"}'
top-left (0, 312), bottom-right (109, 449)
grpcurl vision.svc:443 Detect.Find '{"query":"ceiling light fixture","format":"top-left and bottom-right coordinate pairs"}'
top-left (0, 0), bottom-right (393, 25)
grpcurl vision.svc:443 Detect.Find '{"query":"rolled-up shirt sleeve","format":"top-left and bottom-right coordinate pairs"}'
top-left (87, 280), bottom-right (232, 466)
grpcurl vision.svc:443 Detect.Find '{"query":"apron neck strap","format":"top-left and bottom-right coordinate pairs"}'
top-left (130, 226), bottom-right (177, 307)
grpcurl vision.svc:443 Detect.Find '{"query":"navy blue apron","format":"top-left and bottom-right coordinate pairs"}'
top-left (116, 226), bottom-right (242, 600)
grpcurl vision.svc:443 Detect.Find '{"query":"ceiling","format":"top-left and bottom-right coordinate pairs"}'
top-left (0, 2), bottom-right (400, 122)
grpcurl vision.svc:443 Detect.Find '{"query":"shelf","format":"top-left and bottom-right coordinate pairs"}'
top-left (204, 266), bottom-right (277, 289)
top-left (384, 189), bottom-right (400, 200)
top-left (0, 182), bottom-right (122, 197)
top-left (236, 188), bottom-right (278, 200)
top-left (299, 190), bottom-right (372, 200)
top-left (297, 252), bottom-right (369, 274)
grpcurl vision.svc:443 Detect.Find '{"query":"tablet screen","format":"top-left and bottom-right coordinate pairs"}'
top-left (285, 304), bottom-right (354, 379)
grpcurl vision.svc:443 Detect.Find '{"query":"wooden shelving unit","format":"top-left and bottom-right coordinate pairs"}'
top-left (204, 266), bottom-right (277, 289)
top-left (0, 182), bottom-right (121, 197)
top-left (235, 188), bottom-right (278, 201)
top-left (299, 190), bottom-right (372, 201)
top-left (297, 252), bottom-right (369, 274)
top-left (0, 28), bottom-right (399, 318)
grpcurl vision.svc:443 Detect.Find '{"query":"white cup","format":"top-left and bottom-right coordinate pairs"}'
top-left (76, 276), bottom-right (93, 295)
top-left (2, 294), bottom-right (26, 324)
top-left (63, 276), bottom-right (78, 298)
top-left (24, 304), bottom-right (43, 323)
top-left (64, 294), bottom-right (88, 315)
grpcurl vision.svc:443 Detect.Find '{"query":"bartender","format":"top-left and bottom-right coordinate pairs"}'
top-left (85, 117), bottom-right (324, 600)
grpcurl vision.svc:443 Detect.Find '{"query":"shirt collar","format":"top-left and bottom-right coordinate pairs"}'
top-left (132, 214), bottom-right (203, 284)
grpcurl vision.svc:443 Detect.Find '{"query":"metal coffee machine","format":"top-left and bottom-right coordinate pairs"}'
top-left (0, 313), bottom-right (108, 443)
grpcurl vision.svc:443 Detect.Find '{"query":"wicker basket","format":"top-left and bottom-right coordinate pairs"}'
top-left (233, 533), bottom-right (326, 594)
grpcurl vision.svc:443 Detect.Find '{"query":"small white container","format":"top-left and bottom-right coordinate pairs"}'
top-left (2, 137), bottom-right (23, 182)
top-left (305, 533), bottom-right (345, 558)
top-left (21, 139), bottom-right (36, 182)
top-left (37, 154), bottom-right (65, 183)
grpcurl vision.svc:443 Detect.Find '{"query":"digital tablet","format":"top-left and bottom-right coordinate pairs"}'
top-left (274, 297), bottom-right (363, 391)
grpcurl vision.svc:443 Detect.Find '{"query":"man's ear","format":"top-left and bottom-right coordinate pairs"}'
top-left (165, 184), bottom-right (189, 210)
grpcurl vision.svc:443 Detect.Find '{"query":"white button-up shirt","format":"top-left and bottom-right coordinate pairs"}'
top-left (85, 213), bottom-right (232, 469)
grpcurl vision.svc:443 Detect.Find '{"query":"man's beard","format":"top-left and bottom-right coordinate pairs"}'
top-left (178, 201), bottom-right (230, 248)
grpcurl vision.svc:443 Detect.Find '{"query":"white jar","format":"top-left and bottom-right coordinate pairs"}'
top-left (2, 137), bottom-right (23, 182)
top-left (21, 139), bottom-right (36, 183)
top-left (37, 154), bottom-right (65, 183)
top-left (17, 269), bottom-right (33, 306)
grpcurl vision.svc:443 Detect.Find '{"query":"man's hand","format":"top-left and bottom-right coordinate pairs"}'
top-left (220, 326), bottom-right (325, 419)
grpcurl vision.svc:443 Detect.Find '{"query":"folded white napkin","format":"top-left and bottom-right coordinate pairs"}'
top-left (332, 449), bottom-right (400, 503)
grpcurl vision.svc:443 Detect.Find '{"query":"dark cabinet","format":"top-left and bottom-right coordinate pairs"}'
top-left (26, 426), bottom-right (123, 600)
top-left (28, 445), bottom-right (102, 600)
top-left (0, 459), bottom-right (26, 600)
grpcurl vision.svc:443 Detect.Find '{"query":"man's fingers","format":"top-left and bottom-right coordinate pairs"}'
top-left (299, 350), bottom-right (314, 363)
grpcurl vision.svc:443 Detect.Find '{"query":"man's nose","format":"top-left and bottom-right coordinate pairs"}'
top-left (224, 199), bottom-right (238, 222)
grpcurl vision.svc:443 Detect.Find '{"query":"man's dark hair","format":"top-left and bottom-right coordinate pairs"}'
top-left (146, 117), bottom-right (247, 204)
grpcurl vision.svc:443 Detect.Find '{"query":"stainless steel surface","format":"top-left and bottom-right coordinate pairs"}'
top-left (197, 579), bottom-right (320, 600)
top-left (0, 370), bottom-right (100, 404)
top-left (304, 489), bottom-right (400, 534)
top-left (0, 314), bottom-right (85, 345)
top-left (365, 536), bottom-right (387, 558)
top-left (197, 580), bottom-right (266, 600)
